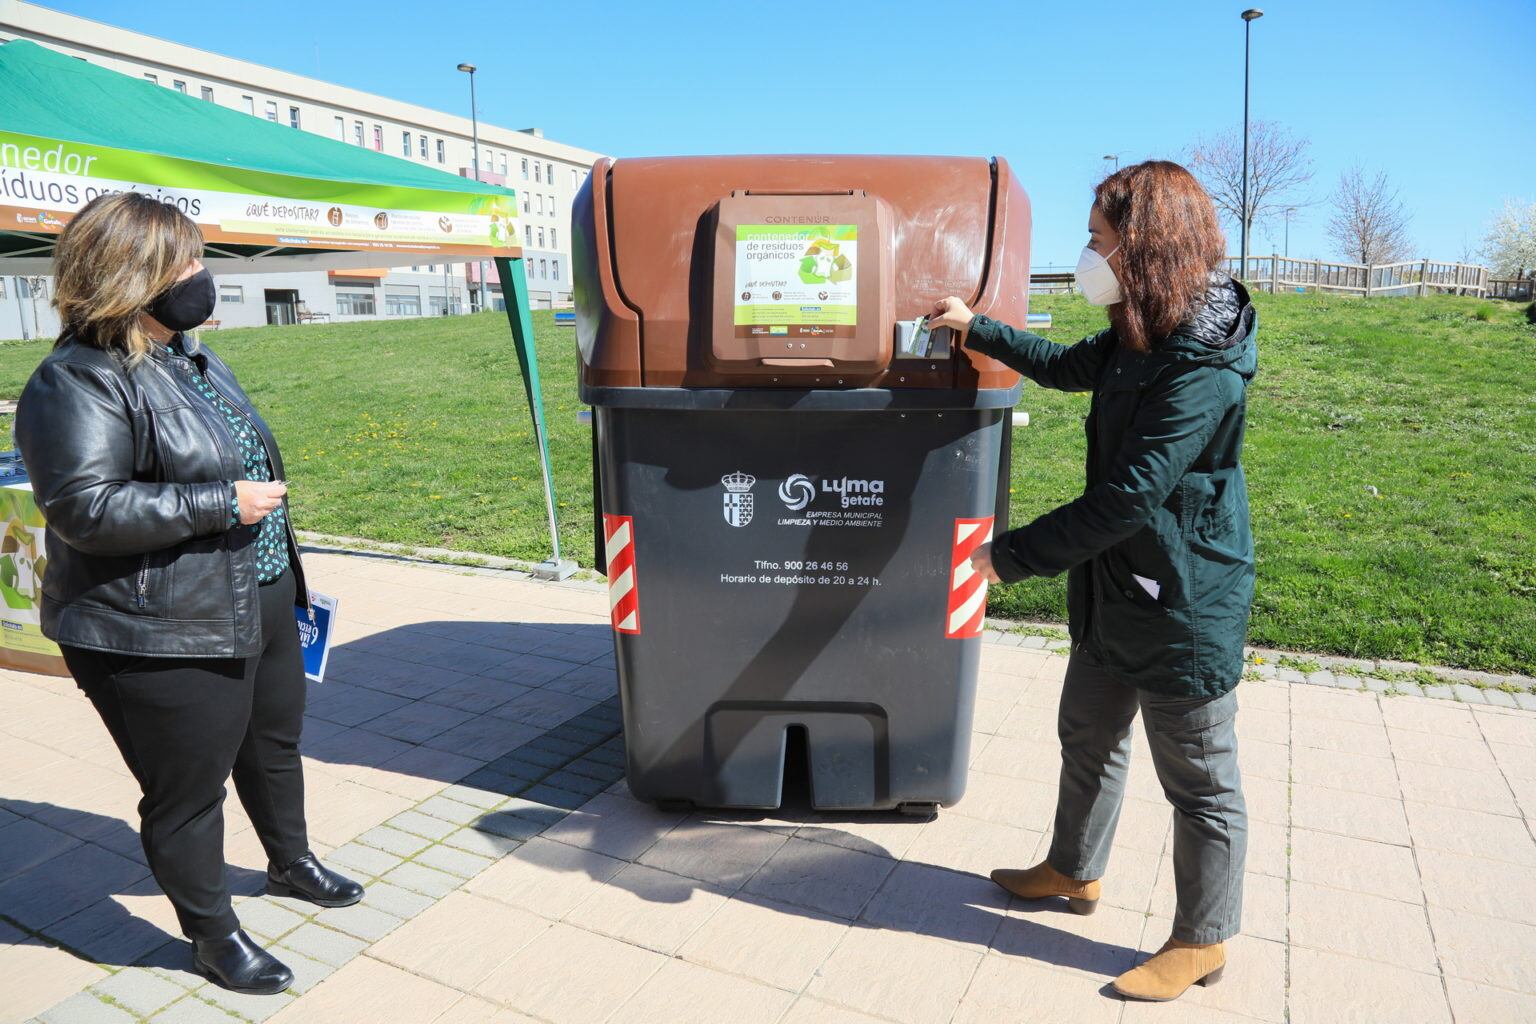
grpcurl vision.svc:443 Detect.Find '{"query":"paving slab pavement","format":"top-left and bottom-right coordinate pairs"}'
top-left (2, 550), bottom-right (1534, 1023)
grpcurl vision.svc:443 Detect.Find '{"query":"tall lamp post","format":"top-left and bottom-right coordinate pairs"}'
top-left (457, 61), bottom-right (486, 313)
top-left (1239, 8), bottom-right (1264, 282)
top-left (1283, 206), bottom-right (1295, 258)
top-left (1103, 154), bottom-right (1120, 172)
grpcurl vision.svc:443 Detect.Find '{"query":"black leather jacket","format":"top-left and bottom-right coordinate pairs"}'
top-left (15, 331), bottom-right (308, 658)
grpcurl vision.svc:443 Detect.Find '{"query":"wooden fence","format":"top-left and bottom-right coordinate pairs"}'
top-left (1487, 277), bottom-right (1534, 301)
top-left (1224, 256), bottom-right (1491, 297)
top-left (1031, 257), bottom-right (1513, 299)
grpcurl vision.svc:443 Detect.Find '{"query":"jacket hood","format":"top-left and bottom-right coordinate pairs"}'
top-left (1156, 274), bottom-right (1257, 380)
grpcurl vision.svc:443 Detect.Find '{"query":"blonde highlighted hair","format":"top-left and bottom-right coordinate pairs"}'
top-left (52, 192), bottom-right (204, 366)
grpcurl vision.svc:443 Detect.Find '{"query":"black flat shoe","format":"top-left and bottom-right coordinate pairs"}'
top-left (267, 852), bottom-right (365, 908)
top-left (193, 929), bottom-right (293, 994)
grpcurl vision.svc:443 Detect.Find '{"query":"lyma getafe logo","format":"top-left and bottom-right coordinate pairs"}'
top-left (778, 473), bottom-right (816, 512)
top-left (721, 471), bottom-right (756, 528)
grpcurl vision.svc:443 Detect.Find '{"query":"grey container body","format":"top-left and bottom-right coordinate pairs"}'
top-left (589, 387), bottom-right (1016, 812)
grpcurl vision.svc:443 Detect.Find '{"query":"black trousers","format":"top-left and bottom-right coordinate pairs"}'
top-left (62, 569), bottom-right (310, 941)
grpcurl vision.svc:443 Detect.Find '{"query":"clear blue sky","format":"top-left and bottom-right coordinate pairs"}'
top-left (42, 0), bottom-right (1536, 269)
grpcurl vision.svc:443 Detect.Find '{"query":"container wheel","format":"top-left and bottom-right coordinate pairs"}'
top-left (897, 801), bottom-right (940, 819)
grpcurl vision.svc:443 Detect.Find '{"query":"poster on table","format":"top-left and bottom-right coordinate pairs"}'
top-left (0, 480), bottom-right (67, 677)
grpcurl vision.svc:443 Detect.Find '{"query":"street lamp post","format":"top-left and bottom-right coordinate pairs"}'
top-left (457, 61), bottom-right (487, 313)
top-left (1284, 206), bottom-right (1295, 258)
top-left (1103, 154), bottom-right (1120, 172)
top-left (1239, 8), bottom-right (1264, 282)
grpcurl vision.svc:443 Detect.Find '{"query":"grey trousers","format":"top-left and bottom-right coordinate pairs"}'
top-left (1045, 652), bottom-right (1247, 944)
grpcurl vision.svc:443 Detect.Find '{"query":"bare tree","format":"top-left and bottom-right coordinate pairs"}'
top-left (1188, 121), bottom-right (1314, 247)
top-left (1326, 165), bottom-right (1413, 264)
top-left (1481, 199), bottom-right (1536, 277)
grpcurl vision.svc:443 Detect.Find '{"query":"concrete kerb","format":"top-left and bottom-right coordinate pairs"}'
top-left (295, 537), bottom-right (1535, 710)
top-left (337, 536), bottom-right (1536, 706)
top-left (982, 621), bottom-right (1534, 705)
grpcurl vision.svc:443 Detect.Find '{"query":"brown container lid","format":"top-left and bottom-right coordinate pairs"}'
top-left (573, 154), bottom-right (1029, 393)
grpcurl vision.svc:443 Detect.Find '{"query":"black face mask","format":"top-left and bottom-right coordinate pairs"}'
top-left (146, 268), bottom-right (216, 332)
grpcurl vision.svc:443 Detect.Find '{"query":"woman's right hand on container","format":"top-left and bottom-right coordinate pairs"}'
top-left (928, 296), bottom-right (976, 340)
top-left (235, 480), bottom-right (287, 525)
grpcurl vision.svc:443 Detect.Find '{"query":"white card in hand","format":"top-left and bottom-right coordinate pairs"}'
top-left (1132, 574), bottom-right (1161, 600)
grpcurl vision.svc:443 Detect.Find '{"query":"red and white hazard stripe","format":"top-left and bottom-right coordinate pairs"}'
top-left (603, 514), bottom-right (640, 635)
top-left (946, 516), bottom-right (995, 639)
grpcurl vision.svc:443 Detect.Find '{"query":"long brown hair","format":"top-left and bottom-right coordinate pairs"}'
top-left (52, 192), bottom-right (204, 366)
top-left (1094, 161), bottom-right (1226, 352)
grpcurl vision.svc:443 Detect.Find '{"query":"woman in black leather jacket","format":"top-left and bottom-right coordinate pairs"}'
top-left (15, 193), bottom-right (363, 996)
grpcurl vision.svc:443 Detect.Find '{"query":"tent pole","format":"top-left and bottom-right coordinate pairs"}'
top-left (496, 254), bottom-right (574, 581)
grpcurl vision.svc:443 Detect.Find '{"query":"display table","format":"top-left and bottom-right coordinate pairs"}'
top-left (0, 478), bottom-right (68, 677)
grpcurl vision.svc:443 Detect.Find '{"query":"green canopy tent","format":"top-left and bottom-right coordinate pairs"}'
top-left (0, 39), bottom-right (573, 577)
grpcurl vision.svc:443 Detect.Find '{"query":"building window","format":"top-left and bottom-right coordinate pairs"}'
top-left (521, 158), bottom-right (529, 180)
top-left (334, 116), bottom-right (345, 140)
top-left (400, 131), bottom-right (411, 156)
top-left (218, 284), bottom-right (243, 304)
top-left (549, 196), bottom-right (557, 219)
top-left (372, 125), bottom-right (383, 151)
top-left (436, 139), bottom-right (445, 164)
top-left (335, 284), bottom-right (377, 316)
top-left (242, 95), bottom-right (255, 115)
top-left (571, 168), bottom-right (579, 189)
top-left (143, 73), bottom-right (158, 84)
top-left (539, 258), bottom-right (548, 279)
top-left (524, 224), bottom-right (532, 246)
top-left (550, 228), bottom-right (557, 249)
top-left (498, 154), bottom-right (507, 176)
top-left (173, 80), bottom-right (187, 94)
top-left (522, 193), bottom-right (530, 214)
top-left (289, 106), bottom-right (301, 129)
top-left (536, 194), bottom-right (544, 215)
top-left (534, 161), bottom-right (542, 183)
top-left (265, 100), bottom-right (278, 122)
top-left (353, 121), bottom-right (364, 146)
top-left (0, 279), bottom-right (7, 299)
top-left (429, 286), bottom-right (463, 315)
top-left (385, 285), bottom-right (421, 316)
top-left (202, 85), bottom-right (214, 102)
top-left (537, 227), bottom-right (544, 247)
top-left (552, 259), bottom-right (560, 281)
top-left (18, 278), bottom-right (47, 299)
top-left (419, 134), bottom-right (428, 159)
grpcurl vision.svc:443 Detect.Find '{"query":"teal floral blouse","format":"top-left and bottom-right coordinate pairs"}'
top-left (172, 338), bottom-right (290, 583)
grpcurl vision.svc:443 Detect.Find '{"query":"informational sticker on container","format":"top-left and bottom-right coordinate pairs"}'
top-left (734, 223), bottom-right (857, 338)
top-left (296, 592), bottom-right (338, 683)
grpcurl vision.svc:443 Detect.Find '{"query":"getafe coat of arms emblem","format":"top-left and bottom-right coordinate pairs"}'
top-left (721, 471), bottom-right (755, 528)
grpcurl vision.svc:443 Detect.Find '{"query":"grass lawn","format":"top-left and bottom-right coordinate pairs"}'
top-left (1, 291), bottom-right (1532, 673)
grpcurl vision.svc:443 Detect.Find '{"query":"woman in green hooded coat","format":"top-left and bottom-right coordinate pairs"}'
top-left (930, 160), bottom-right (1257, 1003)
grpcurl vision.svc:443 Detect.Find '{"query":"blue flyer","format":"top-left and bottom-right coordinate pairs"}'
top-left (296, 591), bottom-right (337, 682)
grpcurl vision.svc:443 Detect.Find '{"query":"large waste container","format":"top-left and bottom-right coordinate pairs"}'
top-left (573, 155), bottom-right (1031, 814)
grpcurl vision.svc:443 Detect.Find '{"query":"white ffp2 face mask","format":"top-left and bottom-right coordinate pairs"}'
top-left (1076, 245), bottom-right (1122, 306)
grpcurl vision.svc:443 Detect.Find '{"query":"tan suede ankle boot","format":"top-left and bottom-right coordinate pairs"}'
top-left (988, 861), bottom-right (1101, 915)
top-left (1112, 937), bottom-right (1226, 1001)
